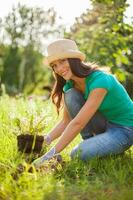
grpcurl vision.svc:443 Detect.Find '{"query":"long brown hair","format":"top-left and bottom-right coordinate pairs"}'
top-left (51, 58), bottom-right (99, 114)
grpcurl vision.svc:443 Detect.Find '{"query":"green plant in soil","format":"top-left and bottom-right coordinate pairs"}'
top-left (12, 113), bottom-right (46, 153)
top-left (13, 112), bottom-right (46, 136)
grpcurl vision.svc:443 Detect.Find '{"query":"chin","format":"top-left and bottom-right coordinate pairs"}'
top-left (62, 74), bottom-right (70, 80)
top-left (64, 75), bottom-right (72, 80)
top-left (63, 77), bottom-right (69, 81)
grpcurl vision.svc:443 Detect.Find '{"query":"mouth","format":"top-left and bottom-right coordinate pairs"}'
top-left (61, 71), bottom-right (68, 77)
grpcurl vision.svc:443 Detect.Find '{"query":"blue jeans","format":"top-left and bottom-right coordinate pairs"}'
top-left (64, 88), bottom-right (133, 161)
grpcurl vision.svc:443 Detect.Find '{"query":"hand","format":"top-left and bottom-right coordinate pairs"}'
top-left (44, 135), bottom-right (51, 145)
top-left (32, 147), bottom-right (56, 168)
top-left (42, 135), bottom-right (51, 149)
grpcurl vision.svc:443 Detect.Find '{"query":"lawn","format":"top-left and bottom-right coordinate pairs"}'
top-left (0, 94), bottom-right (133, 200)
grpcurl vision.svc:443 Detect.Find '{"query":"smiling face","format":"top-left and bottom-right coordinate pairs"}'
top-left (50, 59), bottom-right (73, 80)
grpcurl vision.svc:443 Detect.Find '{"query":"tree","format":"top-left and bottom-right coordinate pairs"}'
top-left (66, 0), bottom-right (133, 96)
top-left (0, 3), bottom-right (61, 95)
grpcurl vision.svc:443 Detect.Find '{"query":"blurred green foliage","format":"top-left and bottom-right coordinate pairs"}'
top-left (0, 3), bottom-right (60, 95)
top-left (0, 0), bottom-right (133, 97)
top-left (66, 0), bottom-right (133, 96)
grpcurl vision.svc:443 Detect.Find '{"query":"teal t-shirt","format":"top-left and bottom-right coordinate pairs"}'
top-left (63, 71), bottom-right (133, 126)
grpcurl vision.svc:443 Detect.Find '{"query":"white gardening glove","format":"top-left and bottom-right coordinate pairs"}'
top-left (32, 147), bottom-right (56, 168)
top-left (44, 135), bottom-right (51, 145)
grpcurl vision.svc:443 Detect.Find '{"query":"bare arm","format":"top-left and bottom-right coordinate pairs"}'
top-left (54, 88), bottom-right (107, 153)
top-left (32, 88), bottom-right (107, 167)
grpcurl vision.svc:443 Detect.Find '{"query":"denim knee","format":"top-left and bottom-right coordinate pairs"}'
top-left (70, 143), bottom-right (94, 161)
top-left (64, 88), bottom-right (85, 118)
top-left (70, 145), bottom-right (80, 160)
top-left (64, 88), bottom-right (93, 139)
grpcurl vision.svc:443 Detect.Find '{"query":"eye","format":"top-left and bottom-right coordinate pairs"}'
top-left (60, 59), bottom-right (67, 63)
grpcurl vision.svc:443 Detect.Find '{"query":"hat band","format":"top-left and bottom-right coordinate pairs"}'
top-left (47, 50), bottom-right (85, 64)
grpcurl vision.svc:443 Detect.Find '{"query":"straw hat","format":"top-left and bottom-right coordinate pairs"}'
top-left (46, 39), bottom-right (86, 65)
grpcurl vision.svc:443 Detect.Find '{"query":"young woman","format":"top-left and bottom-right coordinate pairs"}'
top-left (33, 39), bottom-right (133, 167)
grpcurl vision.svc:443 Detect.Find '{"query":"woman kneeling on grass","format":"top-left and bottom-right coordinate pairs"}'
top-left (33, 39), bottom-right (133, 167)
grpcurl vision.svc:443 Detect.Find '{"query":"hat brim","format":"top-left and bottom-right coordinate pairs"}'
top-left (47, 50), bottom-right (86, 65)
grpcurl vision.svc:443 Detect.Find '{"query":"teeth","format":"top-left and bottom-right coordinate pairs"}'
top-left (62, 72), bottom-right (67, 76)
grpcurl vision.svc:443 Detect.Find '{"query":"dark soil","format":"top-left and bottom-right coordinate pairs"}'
top-left (17, 134), bottom-right (44, 153)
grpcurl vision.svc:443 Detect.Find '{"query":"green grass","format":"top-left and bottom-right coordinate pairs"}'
top-left (0, 94), bottom-right (133, 200)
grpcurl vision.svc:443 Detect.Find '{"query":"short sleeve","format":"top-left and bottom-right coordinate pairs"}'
top-left (89, 73), bottom-right (111, 92)
top-left (63, 80), bottom-right (73, 92)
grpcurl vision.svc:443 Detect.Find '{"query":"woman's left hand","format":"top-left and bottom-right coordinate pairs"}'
top-left (32, 147), bottom-right (56, 168)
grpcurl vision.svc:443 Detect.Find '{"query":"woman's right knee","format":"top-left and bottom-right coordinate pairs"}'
top-left (70, 139), bottom-right (98, 161)
top-left (70, 144), bottom-right (89, 161)
top-left (70, 145), bottom-right (80, 159)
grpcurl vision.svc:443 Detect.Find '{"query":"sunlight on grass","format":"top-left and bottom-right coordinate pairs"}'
top-left (0, 95), bottom-right (133, 200)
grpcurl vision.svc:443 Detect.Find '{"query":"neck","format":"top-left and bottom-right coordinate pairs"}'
top-left (71, 76), bottom-right (86, 92)
top-left (71, 76), bottom-right (85, 85)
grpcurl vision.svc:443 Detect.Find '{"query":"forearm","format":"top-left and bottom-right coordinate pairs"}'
top-left (33, 120), bottom-right (81, 168)
top-left (54, 120), bottom-right (82, 153)
top-left (33, 89), bottom-right (107, 168)
top-left (54, 89), bottom-right (107, 153)
top-left (48, 119), bottom-right (70, 142)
